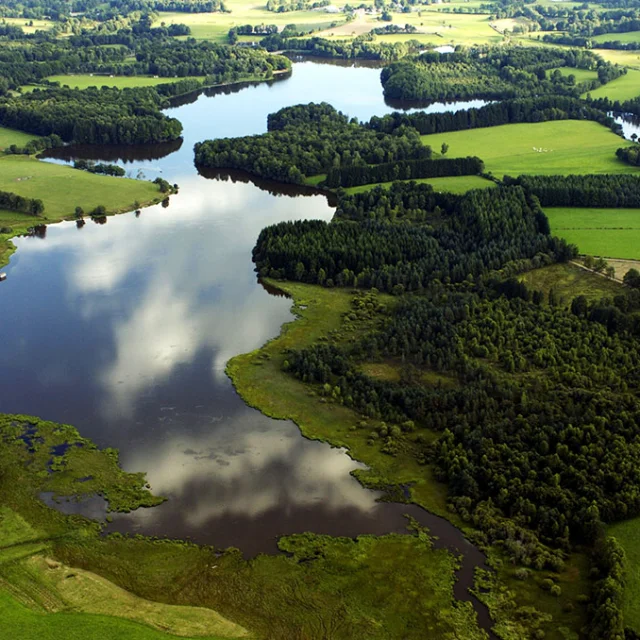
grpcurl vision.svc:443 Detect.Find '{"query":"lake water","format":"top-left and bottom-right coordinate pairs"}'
top-left (2, 59), bottom-right (494, 627)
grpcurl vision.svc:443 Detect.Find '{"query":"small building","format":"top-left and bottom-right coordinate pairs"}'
top-left (0, 273), bottom-right (7, 281)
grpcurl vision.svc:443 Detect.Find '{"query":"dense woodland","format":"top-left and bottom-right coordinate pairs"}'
top-left (253, 183), bottom-right (571, 289)
top-left (380, 47), bottom-right (623, 102)
top-left (195, 103), bottom-right (432, 184)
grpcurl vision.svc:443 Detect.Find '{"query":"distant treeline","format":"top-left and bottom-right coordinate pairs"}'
top-left (367, 96), bottom-right (620, 137)
top-left (380, 46), bottom-right (622, 103)
top-left (504, 174), bottom-right (640, 208)
top-left (260, 34), bottom-right (421, 61)
top-left (74, 159), bottom-right (125, 177)
top-left (0, 190), bottom-right (44, 216)
top-left (324, 156), bottom-right (484, 188)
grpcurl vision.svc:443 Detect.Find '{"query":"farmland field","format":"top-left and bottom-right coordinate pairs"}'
top-left (545, 207), bottom-right (640, 258)
top-left (609, 518), bottom-right (640, 633)
top-left (582, 68), bottom-right (640, 101)
top-left (345, 175), bottom-right (496, 195)
top-left (550, 66), bottom-right (599, 83)
top-left (421, 120), bottom-right (633, 177)
top-left (592, 30), bottom-right (640, 44)
top-left (45, 75), bottom-right (205, 90)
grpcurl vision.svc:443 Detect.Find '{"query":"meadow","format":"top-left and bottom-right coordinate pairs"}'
top-left (0, 127), bottom-right (163, 268)
top-left (582, 68), bottom-right (640, 101)
top-left (420, 120), bottom-right (633, 177)
top-left (609, 518), bottom-right (640, 632)
top-left (545, 207), bottom-right (640, 259)
top-left (45, 74), bottom-right (204, 90)
top-left (592, 30), bottom-right (640, 45)
top-left (551, 66), bottom-right (599, 83)
top-left (345, 175), bottom-right (495, 195)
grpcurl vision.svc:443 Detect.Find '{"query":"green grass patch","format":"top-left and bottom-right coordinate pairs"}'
top-left (545, 207), bottom-right (640, 258)
top-left (0, 589), bottom-right (236, 640)
top-left (593, 30), bottom-right (640, 45)
top-left (45, 74), bottom-right (204, 90)
top-left (520, 262), bottom-right (622, 303)
top-left (583, 68), bottom-right (640, 101)
top-left (0, 126), bottom-right (40, 150)
top-left (550, 66), bottom-right (599, 83)
top-left (0, 155), bottom-right (164, 268)
top-left (421, 120), bottom-right (634, 177)
top-left (609, 518), bottom-right (640, 633)
top-left (345, 175), bottom-right (496, 195)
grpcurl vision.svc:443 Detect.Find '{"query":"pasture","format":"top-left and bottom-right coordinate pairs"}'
top-left (345, 175), bottom-right (496, 194)
top-left (550, 66), bottom-right (599, 83)
top-left (45, 74), bottom-right (204, 90)
top-left (545, 207), bottom-right (640, 259)
top-left (582, 68), bottom-right (640, 101)
top-left (609, 518), bottom-right (640, 634)
top-left (421, 120), bottom-right (633, 176)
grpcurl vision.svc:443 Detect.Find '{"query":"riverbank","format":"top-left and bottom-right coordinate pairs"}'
top-left (226, 279), bottom-right (590, 640)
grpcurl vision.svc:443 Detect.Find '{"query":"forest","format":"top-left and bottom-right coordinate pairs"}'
top-left (380, 47), bottom-right (623, 103)
top-left (253, 183), bottom-right (572, 290)
top-left (195, 103), bottom-right (433, 184)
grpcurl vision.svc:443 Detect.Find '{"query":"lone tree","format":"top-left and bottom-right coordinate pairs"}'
top-left (441, 142), bottom-right (449, 156)
top-left (624, 268), bottom-right (640, 288)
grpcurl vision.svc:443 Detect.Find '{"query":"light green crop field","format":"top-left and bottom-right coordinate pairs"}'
top-left (593, 30), bottom-right (640, 44)
top-left (156, 3), bottom-right (347, 43)
top-left (0, 155), bottom-right (160, 220)
top-left (0, 17), bottom-right (55, 33)
top-left (0, 126), bottom-right (39, 150)
top-left (545, 207), bottom-right (640, 258)
top-left (345, 175), bottom-right (496, 194)
top-left (0, 590), bottom-right (234, 640)
top-left (421, 120), bottom-right (634, 177)
top-left (45, 74), bottom-right (204, 90)
top-left (583, 68), bottom-right (640, 101)
top-left (593, 48), bottom-right (640, 71)
top-left (609, 519), bottom-right (640, 633)
top-left (550, 66), bottom-right (599, 83)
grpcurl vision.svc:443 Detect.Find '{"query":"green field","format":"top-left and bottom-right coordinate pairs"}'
top-left (545, 207), bottom-right (640, 258)
top-left (550, 66), bottom-right (599, 83)
top-left (345, 175), bottom-right (496, 194)
top-left (0, 126), bottom-right (39, 150)
top-left (593, 30), bottom-right (640, 44)
top-left (0, 590), bottom-right (236, 640)
top-left (156, 3), bottom-right (347, 43)
top-left (521, 262), bottom-right (622, 303)
top-left (45, 74), bottom-right (204, 90)
top-left (0, 17), bottom-right (55, 33)
top-left (609, 519), bottom-right (640, 633)
top-left (421, 120), bottom-right (635, 176)
top-left (583, 68), bottom-right (640, 101)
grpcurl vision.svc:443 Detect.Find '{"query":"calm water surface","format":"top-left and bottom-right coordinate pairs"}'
top-left (3, 61), bottom-right (488, 557)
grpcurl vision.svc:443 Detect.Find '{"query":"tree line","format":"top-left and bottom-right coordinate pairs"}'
top-left (0, 190), bottom-right (44, 215)
top-left (504, 174), bottom-right (640, 208)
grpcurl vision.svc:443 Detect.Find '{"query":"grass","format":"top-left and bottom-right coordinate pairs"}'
top-left (155, 3), bottom-right (347, 43)
top-left (520, 262), bottom-right (622, 304)
top-left (582, 68), bottom-right (640, 101)
top-left (0, 154), bottom-right (164, 268)
top-left (421, 120), bottom-right (635, 177)
top-left (593, 48), bottom-right (640, 71)
top-left (593, 30), bottom-right (640, 44)
top-left (45, 75), bottom-right (205, 90)
top-left (0, 126), bottom-right (40, 150)
top-left (0, 17), bottom-right (55, 33)
top-left (550, 66), bottom-right (599, 83)
top-left (344, 175), bottom-right (496, 195)
top-left (0, 589), bottom-right (236, 640)
top-left (609, 518), bottom-right (640, 633)
top-left (545, 207), bottom-right (640, 259)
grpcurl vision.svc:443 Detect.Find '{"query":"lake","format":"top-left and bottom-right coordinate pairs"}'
top-left (2, 58), bottom-right (490, 565)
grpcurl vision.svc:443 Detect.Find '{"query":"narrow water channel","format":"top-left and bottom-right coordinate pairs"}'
top-left (2, 60), bottom-right (494, 634)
